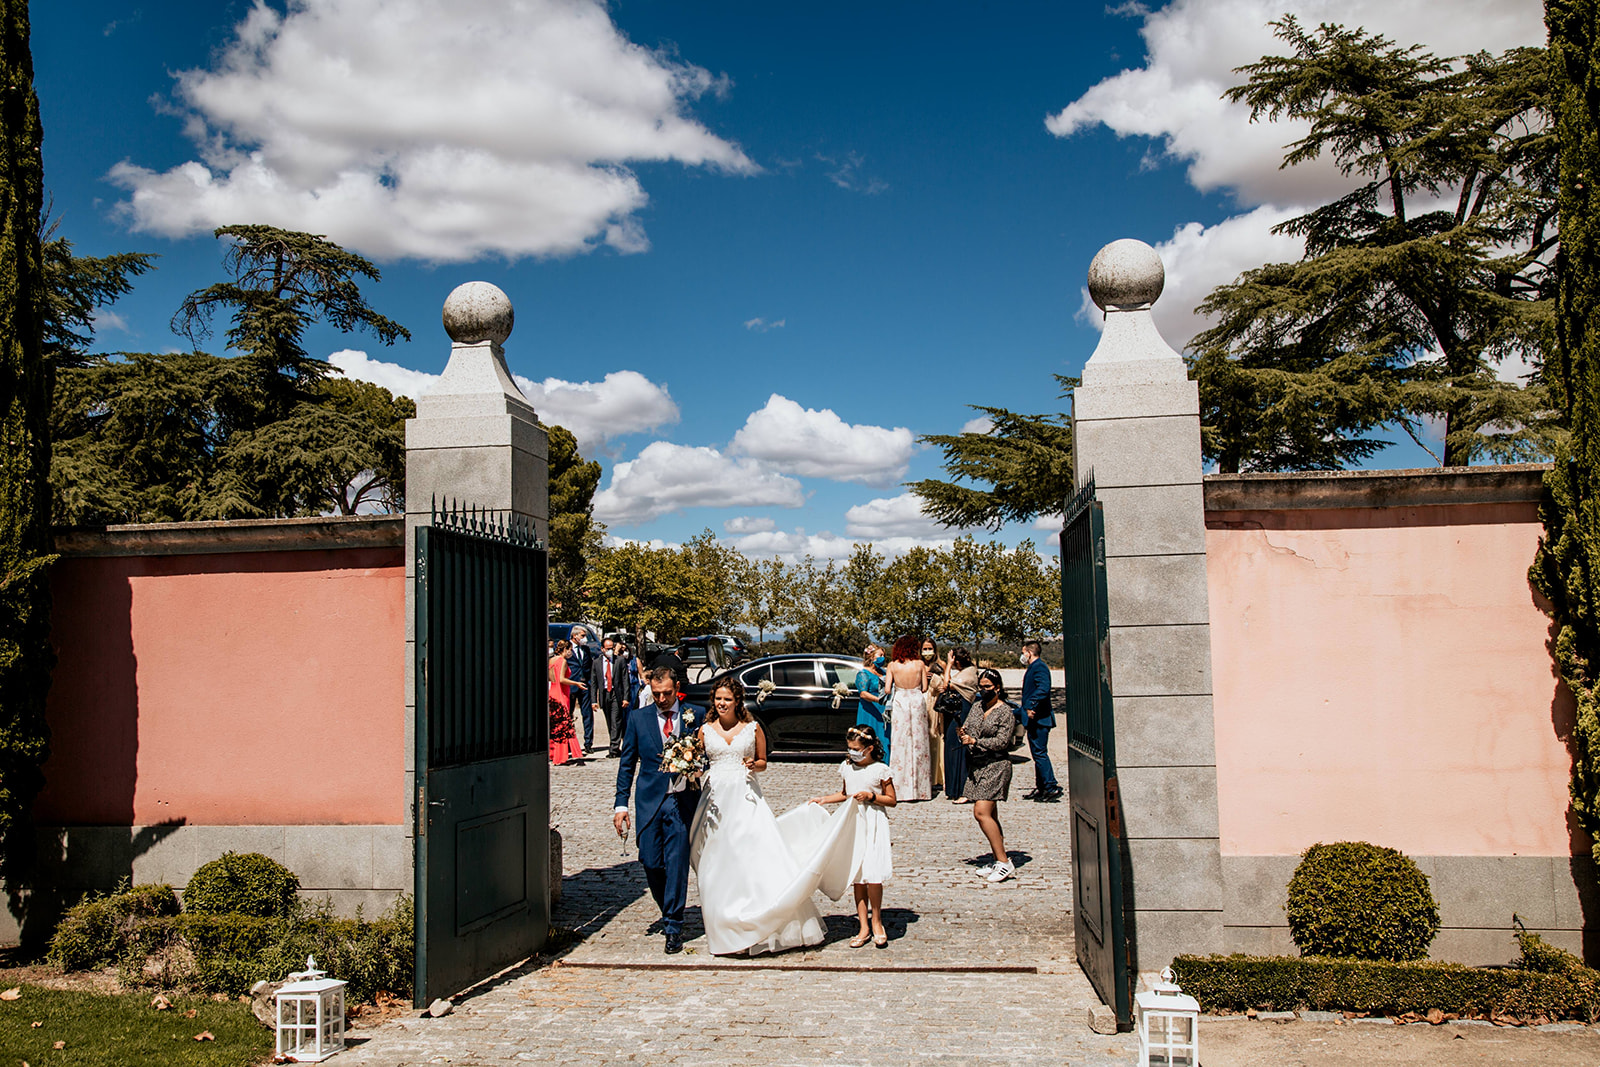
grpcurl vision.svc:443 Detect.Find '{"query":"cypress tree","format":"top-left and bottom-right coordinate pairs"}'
top-left (0, 1), bottom-right (53, 860)
top-left (1534, 0), bottom-right (1600, 864)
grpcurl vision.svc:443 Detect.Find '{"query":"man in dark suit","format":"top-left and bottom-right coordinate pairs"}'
top-left (595, 637), bottom-right (624, 757)
top-left (613, 667), bottom-right (703, 954)
top-left (1019, 639), bottom-right (1062, 802)
top-left (568, 625), bottom-right (595, 751)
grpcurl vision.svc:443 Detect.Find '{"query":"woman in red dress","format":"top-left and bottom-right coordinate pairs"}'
top-left (549, 638), bottom-right (585, 764)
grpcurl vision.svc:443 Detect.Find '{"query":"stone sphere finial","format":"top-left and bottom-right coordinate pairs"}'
top-left (1088, 239), bottom-right (1165, 311)
top-left (442, 281), bottom-right (514, 346)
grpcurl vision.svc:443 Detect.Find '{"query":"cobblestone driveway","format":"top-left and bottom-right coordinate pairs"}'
top-left (343, 727), bottom-right (1142, 1064)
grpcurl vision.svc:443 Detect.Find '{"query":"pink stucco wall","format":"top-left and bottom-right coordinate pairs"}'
top-left (37, 547), bottom-right (405, 826)
top-left (1207, 501), bottom-right (1579, 858)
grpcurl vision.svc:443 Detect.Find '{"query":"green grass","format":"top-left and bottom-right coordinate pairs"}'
top-left (0, 985), bottom-right (272, 1067)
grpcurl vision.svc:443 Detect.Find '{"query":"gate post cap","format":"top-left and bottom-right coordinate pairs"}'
top-left (1088, 239), bottom-right (1164, 311)
top-left (442, 281), bottom-right (514, 346)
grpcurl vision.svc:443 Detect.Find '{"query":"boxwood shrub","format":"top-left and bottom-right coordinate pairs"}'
top-left (1286, 841), bottom-right (1439, 960)
top-left (47, 883), bottom-right (181, 971)
top-left (1172, 953), bottom-right (1600, 1022)
top-left (183, 851), bottom-right (300, 918)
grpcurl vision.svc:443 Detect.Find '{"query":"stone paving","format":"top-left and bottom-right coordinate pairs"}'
top-left (342, 725), bottom-right (1143, 1064)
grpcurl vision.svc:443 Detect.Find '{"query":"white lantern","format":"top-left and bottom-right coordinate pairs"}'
top-left (1135, 966), bottom-right (1200, 1067)
top-left (274, 956), bottom-right (347, 1062)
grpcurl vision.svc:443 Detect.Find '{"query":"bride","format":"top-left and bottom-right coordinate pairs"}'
top-left (690, 677), bottom-right (853, 955)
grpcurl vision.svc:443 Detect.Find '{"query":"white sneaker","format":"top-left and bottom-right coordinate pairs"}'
top-left (972, 863), bottom-right (995, 877)
top-left (986, 862), bottom-right (1016, 883)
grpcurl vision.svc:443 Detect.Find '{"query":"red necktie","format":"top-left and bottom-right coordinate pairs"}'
top-left (605, 657), bottom-right (613, 691)
top-left (662, 713), bottom-right (672, 739)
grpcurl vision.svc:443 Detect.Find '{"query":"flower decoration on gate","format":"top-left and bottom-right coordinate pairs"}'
top-left (830, 682), bottom-right (849, 709)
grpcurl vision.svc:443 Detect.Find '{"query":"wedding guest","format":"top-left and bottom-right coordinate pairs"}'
top-left (886, 635), bottom-right (932, 801)
top-left (1018, 639), bottom-right (1061, 802)
top-left (854, 644), bottom-right (890, 762)
top-left (958, 669), bottom-right (1017, 883)
top-left (921, 637), bottom-right (945, 792)
top-left (808, 724), bottom-right (896, 948)
top-left (940, 647), bottom-right (978, 804)
top-left (617, 642), bottom-right (642, 711)
top-left (568, 626), bottom-right (595, 751)
top-left (548, 639), bottom-right (585, 765)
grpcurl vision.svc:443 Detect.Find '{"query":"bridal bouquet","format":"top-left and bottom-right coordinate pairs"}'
top-left (660, 731), bottom-right (709, 787)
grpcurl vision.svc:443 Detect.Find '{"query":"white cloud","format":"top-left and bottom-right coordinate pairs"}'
top-left (743, 317), bottom-right (786, 332)
top-left (327, 350), bottom-right (677, 453)
top-left (726, 528), bottom-right (955, 564)
top-left (1033, 512), bottom-right (1064, 531)
top-left (603, 533), bottom-right (682, 551)
top-left (730, 394), bottom-right (915, 487)
top-left (960, 415), bottom-right (994, 435)
top-left (724, 515), bottom-right (776, 534)
top-left (109, 0), bottom-right (755, 262)
top-left (1047, 0), bottom-right (1543, 207)
top-left (329, 348), bottom-right (441, 398)
top-left (592, 441), bottom-right (804, 526)
top-left (843, 492), bottom-right (958, 540)
top-left (514, 371), bottom-right (679, 453)
top-left (91, 308), bottom-right (130, 334)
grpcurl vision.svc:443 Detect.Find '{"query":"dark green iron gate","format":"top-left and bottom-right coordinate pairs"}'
top-left (414, 502), bottom-right (549, 1006)
top-left (1060, 478), bottom-right (1130, 1028)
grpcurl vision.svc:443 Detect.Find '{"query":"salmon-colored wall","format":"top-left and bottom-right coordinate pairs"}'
top-left (1207, 502), bottom-right (1578, 858)
top-left (37, 548), bottom-right (405, 826)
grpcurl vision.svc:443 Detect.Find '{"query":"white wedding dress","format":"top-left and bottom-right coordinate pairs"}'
top-left (689, 723), bottom-right (859, 955)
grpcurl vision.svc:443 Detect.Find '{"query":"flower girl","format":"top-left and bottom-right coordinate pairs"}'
top-left (808, 724), bottom-right (896, 947)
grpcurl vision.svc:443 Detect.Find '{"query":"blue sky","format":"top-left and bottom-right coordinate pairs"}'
top-left (32, 0), bottom-right (1545, 556)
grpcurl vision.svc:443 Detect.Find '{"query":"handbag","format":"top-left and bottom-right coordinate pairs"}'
top-left (935, 689), bottom-right (966, 718)
top-left (1007, 706), bottom-right (1028, 752)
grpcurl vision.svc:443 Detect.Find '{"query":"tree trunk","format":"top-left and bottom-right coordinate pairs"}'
top-left (0, 0), bottom-right (53, 866)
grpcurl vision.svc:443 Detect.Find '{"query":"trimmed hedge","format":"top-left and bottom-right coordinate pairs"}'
top-left (48, 883), bottom-right (413, 1003)
top-left (184, 852), bottom-right (300, 918)
top-left (1172, 953), bottom-right (1600, 1022)
top-left (1286, 841), bottom-right (1439, 961)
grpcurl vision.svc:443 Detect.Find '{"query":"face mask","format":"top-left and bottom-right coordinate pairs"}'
top-left (874, 656), bottom-right (886, 669)
top-left (847, 748), bottom-right (870, 764)
top-left (1018, 653), bottom-right (1029, 665)
top-left (921, 650), bottom-right (935, 660)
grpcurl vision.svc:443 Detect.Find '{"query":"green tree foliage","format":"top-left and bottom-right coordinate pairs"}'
top-left (942, 535), bottom-right (1060, 650)
top-left (1532, 0), bottom-right (1600, 867)
top-left (907, 375), bottom-right (1077, 529)
top-left (39, 220), bottom-right (153, 370)
top-left (1194, 18), bottom-right (1557, 472)
top-left (682, 530), bottom-right (748, 633)
top-left (583, 541), bottom-right (717, 643)
top-left (740, 556), bottom-right (799, 646)
top-left (875, 546), bottom-right (957, 641)
top-left (174, 225), bottom-right (409, 430)
top-left (0, 0), bottom-right (54, 863)
top-left (546, 424), bottom-right (601, 616)
top-left (782, 556), bottom-right (866, 654)
top-left (51, 352), bottom-right (416, 523)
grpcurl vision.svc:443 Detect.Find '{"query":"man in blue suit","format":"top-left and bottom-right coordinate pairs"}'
top-left (613, 666), bottom-right (703, 953)
top-left (568, 626), bottom-right (595, 750)
top-left (1018, 640), bottom-right (1062, 802)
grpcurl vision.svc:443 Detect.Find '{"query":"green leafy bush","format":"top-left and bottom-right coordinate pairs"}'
top-left (183, 852), bottom-right (300, 918)
top-left (1286, 841), bottom-right (1439, 960)
top-left (1172, 953), bottom-right (1600, 1022)
top-left (108, 898), bottom-right (414, 1001)
top-left (47, 884), bottom-right (181, 971)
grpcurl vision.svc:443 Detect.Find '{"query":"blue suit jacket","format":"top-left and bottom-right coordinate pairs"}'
top-left (613, 701), bottom-right (704, 830)
top-left (1020, 659), bottom-right (1055, 728)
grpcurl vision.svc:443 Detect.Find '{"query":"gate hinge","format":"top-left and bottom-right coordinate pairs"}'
top-left (1105, 776), bottom-right (1122, 839)
top-left (417, 783), bottom-right (426, 837)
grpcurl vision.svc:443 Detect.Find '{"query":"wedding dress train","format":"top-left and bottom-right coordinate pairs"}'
top-left (689, 724), bottom-right (860, 955)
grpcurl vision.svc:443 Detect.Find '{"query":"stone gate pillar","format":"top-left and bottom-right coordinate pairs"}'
top-left (1071, 240), bottom-right (1224, 974)
top-left (402, 281), bottom-right (550, 862)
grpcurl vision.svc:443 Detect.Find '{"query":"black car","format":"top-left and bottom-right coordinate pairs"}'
top-left (685, 653), bottom-right (866, 752)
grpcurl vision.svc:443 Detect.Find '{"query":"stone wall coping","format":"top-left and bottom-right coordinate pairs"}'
top-left (54, 515), bottom-right (404, 558)
top-left (1204, 464), bottom-right (1551, 512)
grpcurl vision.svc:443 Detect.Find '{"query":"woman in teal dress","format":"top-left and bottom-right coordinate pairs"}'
top-left (854, 644), bottom-right (890, 762)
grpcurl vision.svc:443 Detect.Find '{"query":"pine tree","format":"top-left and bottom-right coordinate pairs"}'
top-left (545, 424), bottom-right (601, 617)
top-left (1194, 19), bottom-right (1558, 471)
top-left (0, 0), bottom-right (53, 860)
top-left (907, 375), bottom-right (1077, 529)
top-left (1532, 0), bottom-right (1600, 865)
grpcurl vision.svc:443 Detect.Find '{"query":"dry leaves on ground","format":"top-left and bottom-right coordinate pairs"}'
top-left (0, 986), bottom-right (21, 1000)
top-left (194, 1030), bottom-right (214, 1041)
top-left (29, 1020), bottom-right (39, 1028)
top-left (151, 994), bottom-right (171, 1010)
top-left (183, 1008), bottom-right (198, 1018)
top-left (51, 1041), bottom-right (64, 1050)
